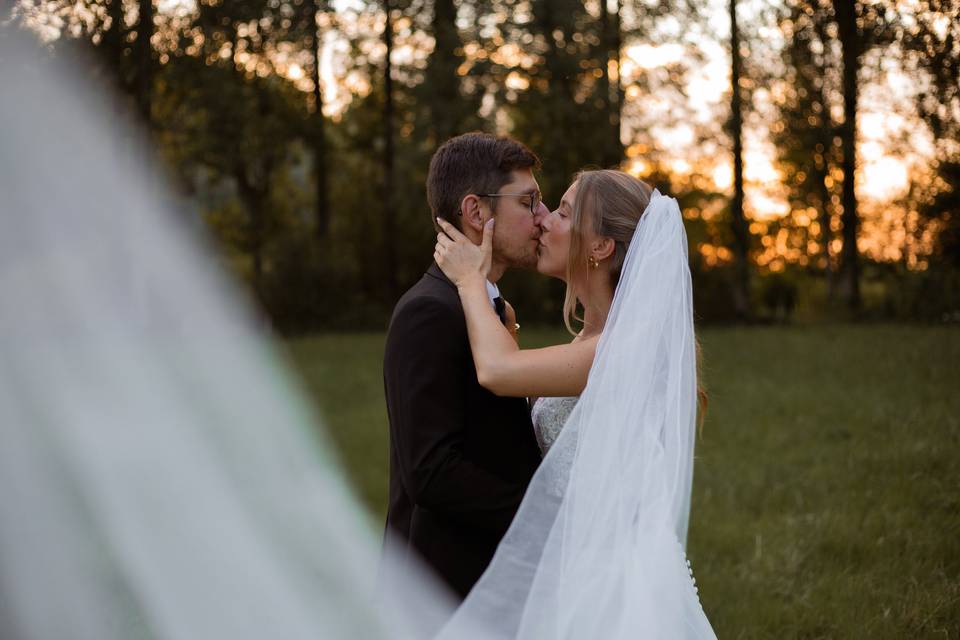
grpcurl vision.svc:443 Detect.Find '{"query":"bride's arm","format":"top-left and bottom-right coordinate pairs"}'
top-left (435, 219), bottom-right (598, 398)
top-left (464, 284), bottom-right (596, 396)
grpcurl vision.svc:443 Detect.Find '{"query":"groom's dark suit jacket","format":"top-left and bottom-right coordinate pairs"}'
top-left (383, 263), bottom-right (541, 600)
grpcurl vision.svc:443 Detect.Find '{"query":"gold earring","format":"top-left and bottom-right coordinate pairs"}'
top-left (588, 256), bottom-right (600, 269)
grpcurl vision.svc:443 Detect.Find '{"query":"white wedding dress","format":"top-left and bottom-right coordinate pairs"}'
top-left (528, 388), bottom-right (711, 636)
top-left (531, 396), bottom-right (578, 454)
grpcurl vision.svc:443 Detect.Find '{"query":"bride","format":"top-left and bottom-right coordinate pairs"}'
top-left (433, 170), bottom-right (717, 638)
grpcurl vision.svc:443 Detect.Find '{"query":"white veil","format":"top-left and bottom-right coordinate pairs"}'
top-left (0, 31), bottom-right (454, 640)
top-left (439, 190), bottom-right (717, 639)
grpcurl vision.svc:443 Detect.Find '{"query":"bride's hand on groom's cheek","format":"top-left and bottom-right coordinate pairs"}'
top-left (434, 217), bottom-right (493, 287)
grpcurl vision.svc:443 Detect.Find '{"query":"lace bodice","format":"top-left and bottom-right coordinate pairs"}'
top-left (531, 396), bottom-right (578, 455)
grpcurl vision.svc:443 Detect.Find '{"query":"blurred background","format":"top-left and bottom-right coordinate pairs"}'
top-left (7, 0), bottom-right (959, 329)
top-left (4, 0), bottom-right (958, 637)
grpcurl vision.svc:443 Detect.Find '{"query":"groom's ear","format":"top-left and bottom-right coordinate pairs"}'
top-left (459, 194), bottom-right (485, 233)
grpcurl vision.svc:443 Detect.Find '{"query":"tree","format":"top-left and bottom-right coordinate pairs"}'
top-left (507, 0), bottom-right (617, 199)
top-left (161, 1), bottom-right (311, 293)
top-left (900, 0), bottom-right (960, 265)
top-left (136, 0), bottom-right (153, 124)
top-left (772, 0), bottom-right (840, 295)
top-left (728, 0), bottom-right (752, 319)
top-left (832, 0), bottom-right (862, 309)
top-left (382, 0), bottom-right (398, 302)
top-left (598, 0), bottom-right (624, 167)
top-left (416, 0), bottom-right (480, 146)
top-left (303, 0), bottom-right (331, 238)
top-left (829, 1), bottom-right (892, 310)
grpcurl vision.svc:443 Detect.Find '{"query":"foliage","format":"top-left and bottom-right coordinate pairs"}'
top-left (770, 1), bottom-right (841, 282)
top-left (898, 0), bottom-right (960, 267)
top-left (10, 0), bottom-right (960, 329)
top-left (881, 263), bottom-right (960, 322)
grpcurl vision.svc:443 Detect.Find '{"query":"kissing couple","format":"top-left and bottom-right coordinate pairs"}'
top-left (383, 132), bottom-right (717, 638)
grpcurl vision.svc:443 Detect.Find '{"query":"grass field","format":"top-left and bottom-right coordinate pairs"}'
top-left (285, 324), bottom-right (960, 639)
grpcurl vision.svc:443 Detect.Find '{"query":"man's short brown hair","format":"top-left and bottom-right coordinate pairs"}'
top-left (426, 132), bottom-right (540, 230)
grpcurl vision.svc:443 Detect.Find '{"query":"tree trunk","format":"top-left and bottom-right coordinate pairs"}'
top-left (597, 0), bottom-right (623, 167)
top-left (812, 14), bottom-right (834, 300)
top-left (105, 0), bottom-right (126, 73)
top-left (598, 1), bottom-right (611, 164)
top-left (238, 174), bottom-right (268, 293)
top-left (244, 88), bottom-right (274, 297)
top-left (251, 193), bottom-right (265, 289)
top-left (309, 0), bottom-right (329, 238)
top-left (611, 0), bottom-right (623, 164)
top-left (382, 0), bottom-right (398, 302)
top-left (431, 0), bottom-right (459, 143)
top-left (833, 0), bottom-right (861, 311)
top-left (729, 0), bottom-right (751, 320)
top-left (815, 145), bottom-right (835, 298)
top-left (136, 0), bottom-right (153, 125)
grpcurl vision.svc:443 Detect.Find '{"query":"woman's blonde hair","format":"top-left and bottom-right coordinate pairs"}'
top-left (562, 169), bottom-right (653, 334)
top-left (560, 169), bottom-right (707, 425)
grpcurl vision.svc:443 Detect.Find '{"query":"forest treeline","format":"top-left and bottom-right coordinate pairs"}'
top-left (9, 0), bottom-right (959, 330)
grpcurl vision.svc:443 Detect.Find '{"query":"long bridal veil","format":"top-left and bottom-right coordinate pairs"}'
top-left (0, 31), bottom-right (453, 640)
top-left (439, 190), bottom-right (717, 639)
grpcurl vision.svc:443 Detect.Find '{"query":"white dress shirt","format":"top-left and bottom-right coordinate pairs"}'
top-left (486, 280), bottom-right (501, 309)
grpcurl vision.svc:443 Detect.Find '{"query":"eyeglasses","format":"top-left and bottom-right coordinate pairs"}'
top-left (472, 190), bottom-right (542, 216)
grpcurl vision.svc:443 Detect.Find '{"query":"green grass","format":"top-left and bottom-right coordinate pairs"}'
top-left (285, 324), bottom-right (960, 639)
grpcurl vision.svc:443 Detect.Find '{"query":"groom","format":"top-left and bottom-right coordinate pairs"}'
top-left (383, 132), bottom-right (546, 600)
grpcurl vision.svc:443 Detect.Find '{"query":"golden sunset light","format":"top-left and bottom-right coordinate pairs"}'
top-left (12, 0), bottom-right (956, 310)
top-left (3, 7), bottom-right (957, 637)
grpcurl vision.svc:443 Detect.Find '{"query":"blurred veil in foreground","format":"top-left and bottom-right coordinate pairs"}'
top-left (0, 30), bottom-right (453, 640)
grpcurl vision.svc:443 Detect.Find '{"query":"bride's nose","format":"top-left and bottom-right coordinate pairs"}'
top-left (540, 211), bottom-right (555, 232)
top-left (533, 201), bottom-right (549, 226)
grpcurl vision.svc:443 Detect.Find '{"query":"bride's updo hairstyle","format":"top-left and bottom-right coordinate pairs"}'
top-left (564, 169), bottom-right (708, 424)
top-left (562, 169), bottom-right (653, 334)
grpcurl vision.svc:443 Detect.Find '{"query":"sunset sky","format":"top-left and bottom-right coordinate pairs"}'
top-left (319, 0), bottom-right (924, 215)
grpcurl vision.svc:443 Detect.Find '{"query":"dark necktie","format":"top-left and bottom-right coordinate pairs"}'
top-left (493, 296), bottom-right (507, 326)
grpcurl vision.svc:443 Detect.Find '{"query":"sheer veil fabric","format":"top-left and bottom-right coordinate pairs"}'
top-left (0, 33), bottom-right (454, 640)
top-left (439, 191), bottom-right (717, 639)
